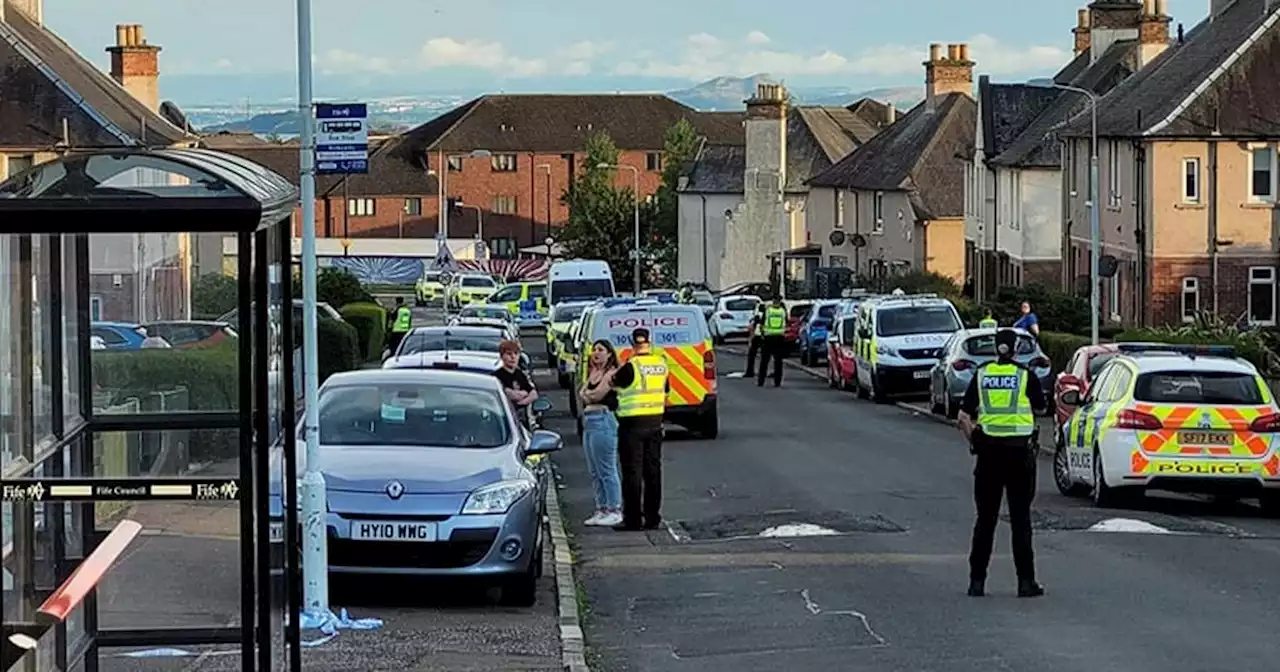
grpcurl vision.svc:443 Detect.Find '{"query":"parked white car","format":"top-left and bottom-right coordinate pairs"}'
top-left (708, 295), bottom-right (761, 344)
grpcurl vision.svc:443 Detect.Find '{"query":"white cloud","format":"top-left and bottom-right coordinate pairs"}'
top-left (317, 48), bottom-right (397, 74)
top-left (614, 32), bottom-right (1070, 80)
top-left (418, 37), bottom-right (610, 77)
top-left (214, 58), bottom-right (234, 69)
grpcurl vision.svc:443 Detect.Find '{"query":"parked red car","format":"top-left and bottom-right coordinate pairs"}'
top-left (784, 301), bottom-right (811, 350)
top-left (1052, 342), bottom-right (1126, 431)
top-left (826, 312), bottom-right (857, 390)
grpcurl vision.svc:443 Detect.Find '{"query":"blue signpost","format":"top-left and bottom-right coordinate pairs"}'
top-left (315, 103), bottom-right (368, 175)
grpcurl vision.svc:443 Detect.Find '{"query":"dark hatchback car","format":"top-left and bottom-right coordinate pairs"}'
top-left (142, 321), bottom-right (238, 348)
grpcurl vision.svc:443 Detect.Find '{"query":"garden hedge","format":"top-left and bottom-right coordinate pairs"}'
top-left (339, 302), bottom-right (387, 362)
top-left (1035, 331), bottom-right (1092, 376)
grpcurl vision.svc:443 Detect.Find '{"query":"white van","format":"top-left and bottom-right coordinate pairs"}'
top-left (852, 292), bottom-right (963, 402)
top-left (548, 260), bottom-right (615, 306)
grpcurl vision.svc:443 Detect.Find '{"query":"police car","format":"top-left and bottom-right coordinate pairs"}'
top-left (852, 292), bottom-right (964, 402)
top-left (1054, 343), bottom-right (1280, 514)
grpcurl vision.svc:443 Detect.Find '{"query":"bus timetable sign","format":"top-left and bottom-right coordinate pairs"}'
top-left (315, 103), bottom-right (368, 175)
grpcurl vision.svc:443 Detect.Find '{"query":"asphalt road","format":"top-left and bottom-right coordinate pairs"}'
top-left (538, 338), bottom-right (1280, 672)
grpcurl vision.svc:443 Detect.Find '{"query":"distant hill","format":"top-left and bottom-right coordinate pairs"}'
top-left (201, 111), bottom-right (409, 135)
top-left (665, 75), bottom-right (922, 110)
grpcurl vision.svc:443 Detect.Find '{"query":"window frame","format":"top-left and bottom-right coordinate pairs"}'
top-left (1181, 157), bottom-right (1200, 203)
top-left (492, 195), bottom-right (518, 215)
top-left (446, 155), bottom-right (463, 171)
top-left (1108, 272), bottom-right (1120, 321)
top-left (872, 191), bottom-right (884, 233)
top-left (1107, 140), bottom-right (1121, 208)
top-left (347, 197), bottom-right (375, 217)
top-left (1247, 143), bottom-right (1276, 203)
top-left (403, 197), bottom-right (422, 216)
top-left (645, 152), bottom-right (661, 171)
top-left (1247, 265), bottom-right (1276, 327)
top-left (1180, 277), bottom-right (1198, 323)
top-left (491, 153), bottom-right (518, 172)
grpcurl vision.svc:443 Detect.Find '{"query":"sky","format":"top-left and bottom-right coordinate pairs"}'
top-left (42, 0), bottom-right (1211, 90)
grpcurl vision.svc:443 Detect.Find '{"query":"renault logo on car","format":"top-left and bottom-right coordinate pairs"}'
top-left (386, 481), bottom-right (404, 499)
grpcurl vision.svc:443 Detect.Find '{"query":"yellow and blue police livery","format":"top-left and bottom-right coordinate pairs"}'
top-left (1054, 343), bottom-right (1280, 514)
top-left (852, 292), bottom-right (964, 402)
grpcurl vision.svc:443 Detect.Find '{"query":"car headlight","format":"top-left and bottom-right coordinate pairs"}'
top-left (461, 480), bottom-right (534, 515)
top-left (876, 344), bottom-right (896, 356)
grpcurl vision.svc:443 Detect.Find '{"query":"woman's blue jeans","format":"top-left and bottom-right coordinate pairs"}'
top-left (581, 409), bottom-right (622, 510)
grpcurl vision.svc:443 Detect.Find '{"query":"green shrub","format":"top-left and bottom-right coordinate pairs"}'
top-left (858, 270), bottom-right (965, 299)
top-left (191, 273), bottom-right (239, 320)
top-left (1117, 318), bottom-right (1280, 376)
top-left (316, 268), bottom-right (373, 307)
top-left (317, 316), bottom-right (361, 380)
top-left (1037, 331), bottom-right (1093, 376)
top-left (340, 302), bottom-right (387, 362)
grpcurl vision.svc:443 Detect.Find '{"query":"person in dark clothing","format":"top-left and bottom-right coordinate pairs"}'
top-left (957, 328), bottom-right (1047, 598)
top-left (611, 328), bottom-right (669, 531)
top-left (494, 339), bottom-right (537, 425)
top-left (744, 303), bottom-right (766, 377)
top-left (757, 296), bottom-right (787, 387)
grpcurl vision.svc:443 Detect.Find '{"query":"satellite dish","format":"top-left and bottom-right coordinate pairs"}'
top-left (828, 230), bottom-right (846, 246)
top-left (850, 233), bottom-right (867, 248)
top-left (1098, 254), bottom-right (1119, 278)
top-left (159, 101), bottom-right (191, 132)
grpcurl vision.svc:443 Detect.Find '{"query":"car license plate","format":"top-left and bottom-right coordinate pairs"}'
top-left (1178, 431), bottom-right (1233, 446)
top-left (913, 370), bottom-right (930, 379)
top-left (350, 520), bottom-right (438, 542)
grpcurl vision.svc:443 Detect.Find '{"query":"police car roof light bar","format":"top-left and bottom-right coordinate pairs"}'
top-left (1115, 343), bottom-right (1236, 358)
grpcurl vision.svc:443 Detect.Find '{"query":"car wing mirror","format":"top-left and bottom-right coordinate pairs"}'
top-left (526, 429), bottom-right (563, 455)
top-left (1060, 389), bottom-right (1082, 406)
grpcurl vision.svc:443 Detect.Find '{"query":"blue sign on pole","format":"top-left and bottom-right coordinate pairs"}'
top-left (315, 103), bottom-right (369, 175)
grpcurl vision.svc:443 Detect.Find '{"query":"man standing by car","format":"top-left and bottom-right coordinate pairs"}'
top-left (744, 302), bottom-right (766, 377)
top-left (611, 328), bottom-right (668, 531)
top-left (494, 339), bottom-right (538, 426)
top-left (957, 328), bottom-right (1046, 599)
top-left (1012, 301), bottom-right (1039, 336)
top-left (388, 297), bottom-right (413, 354)
top-left (757, 295), bottom-right (787, 388)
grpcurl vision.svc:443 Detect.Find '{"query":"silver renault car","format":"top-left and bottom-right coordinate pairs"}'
top-left (270, 368), bottom-right (561, 605)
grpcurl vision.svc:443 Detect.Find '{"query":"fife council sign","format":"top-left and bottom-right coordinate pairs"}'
top-left (315, 103), bottom-right (368, 175)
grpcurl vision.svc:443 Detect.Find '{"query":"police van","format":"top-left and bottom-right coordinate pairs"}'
top-left (852, 292), bottom-right (963, 402)
top-left (567, 298), bottom-right (718, 438)
top-left (548, 259), bottom-right (614, 306)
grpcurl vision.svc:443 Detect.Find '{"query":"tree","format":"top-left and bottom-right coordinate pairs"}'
top-left (645, 119), bottom-right (702, 286)
top-left (560, 132), bottom-right (640, 288)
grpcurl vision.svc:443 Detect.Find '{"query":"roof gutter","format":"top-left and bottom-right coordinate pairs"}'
top-left (1144, 7), bottom-right (1280, 136)
top-left (0, 21), bottom-right (136, 146)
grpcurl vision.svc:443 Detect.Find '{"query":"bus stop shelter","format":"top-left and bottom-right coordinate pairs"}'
top-left (0, 148), bottom-right (302, 671)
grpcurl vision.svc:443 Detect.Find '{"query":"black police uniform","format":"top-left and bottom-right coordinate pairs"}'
top-left (744, 304), bottom-right (766, 377)
top-left (960, 354), bottom-right (1047, 597)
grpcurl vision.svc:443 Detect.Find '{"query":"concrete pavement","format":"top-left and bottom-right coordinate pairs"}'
top-left (542, 343), bottom-right (1280, 672)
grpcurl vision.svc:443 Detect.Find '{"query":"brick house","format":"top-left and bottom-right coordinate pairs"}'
top-left (0, 3), bottom-right (203, 322)
top-left (1058, 0), bottom-right (1280, 326)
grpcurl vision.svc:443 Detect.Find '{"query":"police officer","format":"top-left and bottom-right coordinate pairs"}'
top-left (979, 309), bottom-right (997, 328)
top-left (744, 302), bottom-right (766, 377)
top-left (757, 295), bottom-right (787, 388)
top-left (388, 297), bottom-right (413, 354)
top-left (611, 328), bottom-right (669, 531)
top-left (957, 328), bottom-right (1046, 598)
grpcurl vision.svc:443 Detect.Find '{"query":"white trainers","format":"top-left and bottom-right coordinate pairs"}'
top-left (599, 511), bottom-right (623, 526)
top-left (584, 511), bottom-right (606, 526)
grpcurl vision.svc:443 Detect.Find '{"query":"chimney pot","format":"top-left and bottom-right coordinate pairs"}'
top-left (129, 25), bottom-right (141, 46)
top-left (116, 24), bottom-right (128, 47)
top-left (885, 103), bottom-right (896, 124)
top-left (929, 43), bottom-right (942, 61)
top-left (1155, 0), bottom-right (1167, 15)
top-left (958, 43), bottom-right (969, 61)
top-left (947, 44), bottom-right (960, 60)
top-left (1077, 8), bottom-right (1088, 27)
top-left (1142, 0), bottom-right (1154, 15)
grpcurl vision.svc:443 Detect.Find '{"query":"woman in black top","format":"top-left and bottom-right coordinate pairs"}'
top-left (579, 339), bottom-right (622, 526)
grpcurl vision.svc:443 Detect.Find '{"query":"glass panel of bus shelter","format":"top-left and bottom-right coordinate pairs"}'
top-left (64, 235), bottom-right (84, 427)
top-left (266, 224), bottom-right (291, 670)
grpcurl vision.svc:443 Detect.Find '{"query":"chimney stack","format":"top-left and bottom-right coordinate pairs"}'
top-left (107, 24), bottom-right (163, 113)
top-left (1073, 9), bottom-right (1092, 55)
top-left (1086, 0), bottom-right (1144, 63)
top-left (1138, 0), bottom-right (1172, 66)
top-left (885, 103), bottom-right (896, 125)
top-left (2, 0), bottom-right (42, 24)
top-left (924, 42), bottom-right (975, 103)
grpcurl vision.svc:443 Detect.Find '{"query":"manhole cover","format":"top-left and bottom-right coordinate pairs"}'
top-left (679, 511), bottom-right (906, 540)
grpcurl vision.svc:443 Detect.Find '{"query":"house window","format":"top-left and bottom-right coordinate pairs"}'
top-left (646, 153), bottom-right (661, 171)
top-left (1182, 158), bottom-right (1200, 203)
top-left (1068, 142), bottom-right (1078, 194)
top-left (1248, 266), bottom-right (1276, 326)
top-left (828, 255), bottom-right (849, 267)
top-left (89, 295), bottom-right (103, 321)
top-left (488, 237), bottom-right (518, 259)
top-left (1249, 145), bottom-right (1276, 202)
top-left (1108, 140), bottom-right (1121, 207)
top-left (835, 191), bottom-right (845, 228)
top-left (492, 195), bottom-right (518, 214)
top-left (446, 155), bottom-right (463, 171)
top-left (1181, 277), bottom-right (1198, 323)
top-left (873, 191), bottom-right (884, 233)
top-left (347, 198), bottom-right (375, 217)
top-left (964, 163), bottom-right (972, 215)
top-left (5, 154), bottom-right (34, 178)
top-left (491, 153), bottom-right (518, 172)
top-left (403, 198), bottom-right (422, 216)
top-left (1109, 273), bottom-right (1121, 320)
top-left (1010, 173), bottom-right (1021, 230)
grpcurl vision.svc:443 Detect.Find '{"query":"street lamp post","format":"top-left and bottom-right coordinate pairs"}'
top-left (430, 149), bottom-right (492, 239)
top-left (1036, 81), bottom-right (1100, 345)
top-left (597, 162), bottom-right (641, 294)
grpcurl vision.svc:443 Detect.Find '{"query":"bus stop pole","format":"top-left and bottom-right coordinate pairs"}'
top-left (296, 0), bottom-right (329, 615)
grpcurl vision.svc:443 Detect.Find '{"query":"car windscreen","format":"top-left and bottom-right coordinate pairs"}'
top-left (318, 384), bottom-right (509, 448)
top-left (693, 292), bottom-right (714, 306)
top-left (789, 305), bottom-right (811, 319)
top-left (461, 277), bottom-right (494, 288)
top-left (552, 279), bottom-right (613, 304)
top-left (552, 303), bottom-right (587, 321)
top-left (1087, 353), bottom-right (1117, 378)
top-left (398, 332), bottom-right (502, 355)
top-left (460, 306), bottom-right (508, 319)
top-left (423, 273), bottom-right (441, 283)
top-left (875, 306), bottom-right (961, 337)
top-left (963, 334), bottom-right (1037, 356)
top-left (594, 309), bottom-right (706, 348)
top-left (724, 298), bottom-right (757, 312)
top-left (1134, 371), bottom-right (1264, 405)
top-left (816, 304), bottom-right (838, 319)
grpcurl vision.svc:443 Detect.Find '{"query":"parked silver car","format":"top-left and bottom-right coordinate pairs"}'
top-left (708, 295), bottom-right (761, 343)
top-left (927, 328), bottom-right (1051, 419)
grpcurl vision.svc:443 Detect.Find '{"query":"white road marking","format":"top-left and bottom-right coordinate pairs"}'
top-left (724, 372), bottom-right (746, 379)
top-left (799, 589), bottom-right (888, 647)
top-left (1088, 518), bottom-right (1174, 534)
top-left (758, 523), bottom-right (840, 538)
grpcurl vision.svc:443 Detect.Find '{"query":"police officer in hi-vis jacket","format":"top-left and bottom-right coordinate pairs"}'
top-left (611, 328), bottom-right (670, 531)
top-left (957, 328), bottom-right (1046, 598)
